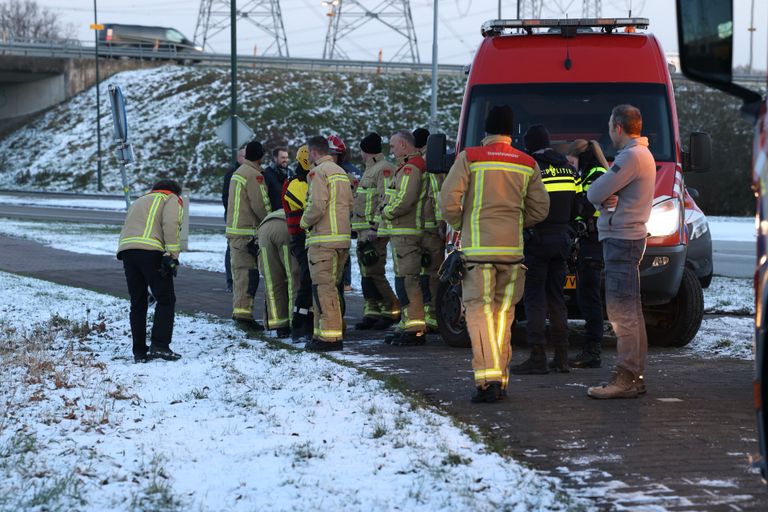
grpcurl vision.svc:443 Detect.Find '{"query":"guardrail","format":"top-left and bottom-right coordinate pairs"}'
top-left (1, 39), bottom-right (766, 84)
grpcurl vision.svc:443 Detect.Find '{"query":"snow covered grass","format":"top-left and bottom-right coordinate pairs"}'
top-left (707, 216), bottom-right (755, 242)
top-left (0, 271), bottom-right (574, 511)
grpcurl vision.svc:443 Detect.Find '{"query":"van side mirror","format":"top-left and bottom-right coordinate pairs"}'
top-left (686, 187), bottom-right (700, 200)
top-left (683, 132), bottom-right (711, 173)
top-left (676, 0), bottom-right (762, 118)
top-left (426, 133), bottom-right (454, 173)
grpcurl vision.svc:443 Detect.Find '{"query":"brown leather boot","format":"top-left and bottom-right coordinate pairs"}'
top-left (587, 367), bottom-right (640, 399)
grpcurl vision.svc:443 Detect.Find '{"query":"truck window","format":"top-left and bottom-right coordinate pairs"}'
top-left (165, 30), bottom-right (184, 44)
top-left (462, 83), bottom-right (674, 162)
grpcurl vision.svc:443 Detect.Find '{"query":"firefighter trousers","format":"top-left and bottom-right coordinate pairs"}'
top-left (420, 229), bottom-right (445, 330)
top-left (229, 236), bottom-right (258, 321)
top-left (308, 245), bottom-right (349, 342)
top-left (258, 221), bottom-right (299, 330)
top-left (390, 235), bottom-right (425, 333)
top-left (357, 236), bottom-right (400, 320)
top-left (463, 262), bottom-right (526, 389)
top-left (120, 249), bottom-right (176, 357)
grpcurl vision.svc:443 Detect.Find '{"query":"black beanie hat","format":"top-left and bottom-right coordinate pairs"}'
top-left (245, 140), bottom-right (264, 161)
top-left (484, 105), bottom-right (514, 136)
top-left (413, 127), bottom-right (430, 149)
top-left (360, 132), bottom-right (382, 154)
top-left (523, 124), bottom-right (550, 153)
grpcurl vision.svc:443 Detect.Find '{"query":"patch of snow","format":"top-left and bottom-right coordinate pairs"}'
top-left (683, 317), bottom-right (753, 360)
top-left (0, 270), bottom-right (574, 511)
top-left (707, 216), bottom-right (755, 242)
top-left (704, 276), bottom-right (754, 315)
top-left (0, 194), bottom-right (225, 218)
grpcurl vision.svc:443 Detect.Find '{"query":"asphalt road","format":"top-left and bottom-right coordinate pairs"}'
top-left (0, 202), bottom-right (755, 278)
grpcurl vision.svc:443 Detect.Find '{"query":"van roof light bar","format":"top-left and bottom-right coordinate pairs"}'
top-left (481, 18), bottom-right (649, 37)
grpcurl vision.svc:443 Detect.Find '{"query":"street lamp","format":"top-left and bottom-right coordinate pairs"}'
top-left (92, 0), bottom-right (103, 191)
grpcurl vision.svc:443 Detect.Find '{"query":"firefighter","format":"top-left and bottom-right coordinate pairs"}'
top-left (300, 136), bottom-right (354, 351)
top-left (226, 140), bottom-right (272, 330)
top-left (511, 124), bottom-right (582, 375)
top-left (117, 179), bottom-right (185, 363)
top-left (567, 139), bottom-right (610, 368)
top-left (282, 145), bottom-right (313, 342)
top-left (257, 209), bottom-right (299, 338)
top-left (440, 106), bottom-right (549, 402)
top-left (420, 162), bottom-right (445, 332)
top-left (382, 129), bottom-right (427, 346)
top-left (353, 132), bottom-right (401, 330)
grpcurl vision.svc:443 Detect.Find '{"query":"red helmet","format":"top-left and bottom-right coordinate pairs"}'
top-left (327, 134), bottom-right (347, 155)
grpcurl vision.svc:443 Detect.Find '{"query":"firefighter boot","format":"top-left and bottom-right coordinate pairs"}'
top-left (510, 345), bottom-right (549, 375)
top-left (548, 344), bottom-right (570, 373)
top-left (470, 381), bottom-right (502, 403)
top-left (392, 331), bottom-right (426, 346)
top-left (355, 316), bottom-right (379, 330)
top-left (569, 343), bottom-right (602, 368)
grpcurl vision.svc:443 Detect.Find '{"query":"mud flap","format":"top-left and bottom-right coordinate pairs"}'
top-left (395, 276), bottom-right (409, 308)
top-left (361, 276), bottom-right (383, 300)
top-left (247, 269), bottom-right (259, 296)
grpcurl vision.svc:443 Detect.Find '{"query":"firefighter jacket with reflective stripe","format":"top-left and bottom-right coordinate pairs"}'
top-left (282, 177), bottom-right (308, 236)
top-left (577, 166), bottom-right (606, 220)
top-left (439, 135), bottom-right (550, 263)
top-left (421, 172), bottom-right (444, 231)
top-left (118, 190), bottom-right (183, 259)
top-left (530, 148), bottom-right (582, 228)
top-left (352, 154), bottom-right (394, 231)
top-left (300, 156), bottom-right (354, 248)
top-left (374, 165), bottom-right (396, 235)
top-left (380, 153), bottom-right (425, 236)
top-left (225, 160), bottom-right (272, 238)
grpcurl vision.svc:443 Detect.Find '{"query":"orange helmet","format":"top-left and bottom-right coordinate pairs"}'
top-left (327, 134), bottom-right (347, 155)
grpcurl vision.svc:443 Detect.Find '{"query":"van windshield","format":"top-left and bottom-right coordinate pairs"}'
top-left (462, 83), bottom-right (674, 162)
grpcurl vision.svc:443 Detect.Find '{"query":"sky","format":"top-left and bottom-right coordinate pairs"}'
top-left (44, 0), bottom-right (767, 70)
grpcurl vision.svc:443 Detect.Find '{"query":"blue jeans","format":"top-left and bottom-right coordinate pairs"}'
top-left (603, 238), bottom-right (647, 377)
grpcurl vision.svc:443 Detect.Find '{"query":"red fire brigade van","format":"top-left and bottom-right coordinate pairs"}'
top-left (675, 0), bottom-right (767, 480)
top-left (427, 18), bottom-right (713, 349)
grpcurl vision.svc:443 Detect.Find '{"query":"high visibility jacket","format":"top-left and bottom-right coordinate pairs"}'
top-left (439, 135), bottom-right (550, 263)
top-left (225, 160), bottom-right (272, 239)
top-left (380, 153), bottom-right (425, 236)
top-left (421, 172), bottom-right (444, 231)
top-left (374, 165), bottom-right (396, 235)
top-left (300, 155), bottom-right (354, 248)
top-left (352, 154), bottom-right (394, 231)
top-left (282, 177), bottom-right (308, 236)
top-left (577, 166), bottom-right (606, 220)
top-left (117, 189), bottom-right (183, 259)
top-left (530, 148), bottom-right (582, 227)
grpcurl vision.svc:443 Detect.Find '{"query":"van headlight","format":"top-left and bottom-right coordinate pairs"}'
top-left (646, 198), bottom-right (681, 238)
top-left (688, 215), bottom-right (709, 240)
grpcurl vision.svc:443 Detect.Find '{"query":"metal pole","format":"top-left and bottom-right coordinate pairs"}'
top-left (94, 0), bottom-right (102, 191)
top-left (429, 0), bottom-right (438, 133)
top-left (498, 0), bottom-right (501, 18)
top-left (749, 0), bottom-right (755, 74)
top-left (230, 0), bottom-right (238, 167)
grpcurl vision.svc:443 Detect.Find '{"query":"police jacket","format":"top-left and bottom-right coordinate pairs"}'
top-left (439, 135), bottom-right (550, 263)
top-left (118, 189), bottom-right (183, 259)
top-left (380, 153), bottom-right (425, 236)
top-left (530, 148), bottom-right (582, 229)
top-left (300, 155), bottom-right (354, 248)
top-left (225, 160), bottom-right (272, 239)
top-left (352, 154), bottom-right (394, 232)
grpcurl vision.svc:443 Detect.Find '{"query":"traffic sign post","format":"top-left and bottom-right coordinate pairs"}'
top-left (108, 84), bottom-right (135, 209)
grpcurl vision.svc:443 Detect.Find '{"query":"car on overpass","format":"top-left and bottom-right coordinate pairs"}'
top-left (98, 24), bottom-right (203, 61)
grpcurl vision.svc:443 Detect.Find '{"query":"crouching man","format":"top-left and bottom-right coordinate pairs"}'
top-left (117, 179), bottom-right (184, 363)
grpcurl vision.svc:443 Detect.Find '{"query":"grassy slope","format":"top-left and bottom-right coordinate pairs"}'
top-left (0, 65), bottom-right (465, 197)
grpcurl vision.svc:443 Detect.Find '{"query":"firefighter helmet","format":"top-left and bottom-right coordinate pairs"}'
top-left (327, 134), bottom-right (347, 155)
top-left (296, 144), bottom-right (310, 171)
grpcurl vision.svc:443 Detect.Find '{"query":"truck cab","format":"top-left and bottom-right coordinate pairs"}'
top-left (428, 18), bottom-right (712, 348)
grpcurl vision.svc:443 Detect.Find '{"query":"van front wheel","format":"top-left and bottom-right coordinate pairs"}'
top-left (436, 280), bottom-right (471, 348)
top-left (645, 267), bottom-right (704, 347)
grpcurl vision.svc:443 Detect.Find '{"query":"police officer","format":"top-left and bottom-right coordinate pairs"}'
top-left (117, 179), bottom-right (185, 363)
top-left (258, 209), bottom-right (299, 338)
top-left (226, 140), bottom-right (272, 330)
top-left (300, 136), bottom-right (354, 351)
top-left (353, 132), bottom-right (400, 330)
top-left (511, 124), bottom-right (582, 375)
top-left (282, 145), bottom-right (313, 342)
top-left (567, 139), bottom-right (610, 368)
top-left (440, 106), bottom-right (549, 402)
top-left (381, 130), bottom-right (427, 346)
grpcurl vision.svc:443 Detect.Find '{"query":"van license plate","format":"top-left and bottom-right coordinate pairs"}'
top-left (565, 275), bottom-right (577, 289)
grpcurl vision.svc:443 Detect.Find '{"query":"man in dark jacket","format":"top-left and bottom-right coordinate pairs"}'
top-left (263, 146), bottom-right (290, 211)
top-left (511, 124), bottom-right (582, 375)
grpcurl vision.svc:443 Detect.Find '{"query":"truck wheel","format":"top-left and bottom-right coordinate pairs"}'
top-left (646, 267), bottom-right (704, 347)
top-left (436, 280), bottom-right (471, 348)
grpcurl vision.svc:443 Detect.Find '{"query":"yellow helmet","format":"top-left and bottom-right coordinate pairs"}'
top-left (296, 144), bottom-right (310, 171)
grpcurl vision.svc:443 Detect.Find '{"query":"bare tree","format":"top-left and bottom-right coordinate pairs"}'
top-left (0, 0), bottom-right (74, 42)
